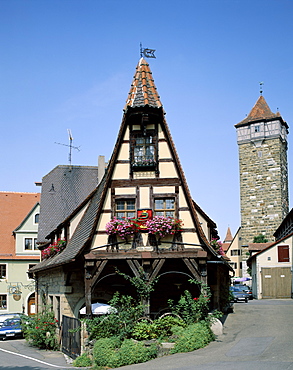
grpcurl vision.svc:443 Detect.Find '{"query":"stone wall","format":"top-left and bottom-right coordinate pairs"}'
top-left (36, 265), bottom-right (84, 319)
top-left (238, 136), bottom-right (288, 250)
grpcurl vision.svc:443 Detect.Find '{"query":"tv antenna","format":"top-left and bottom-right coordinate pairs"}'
top-left (55, 129), bottom-right (80, 166)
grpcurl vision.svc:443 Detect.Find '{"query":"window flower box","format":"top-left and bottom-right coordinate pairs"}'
top-left (105, 216), bottom-right (183, 244)
top-left (41, 239), bottom-right (66, 260)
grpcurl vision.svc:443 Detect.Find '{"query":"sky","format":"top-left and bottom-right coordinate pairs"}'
top-left (1, 0), bottom-right (293, 241)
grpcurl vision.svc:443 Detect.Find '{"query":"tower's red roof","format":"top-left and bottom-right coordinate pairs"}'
top-left (235, 95), bottom-right (282, 127)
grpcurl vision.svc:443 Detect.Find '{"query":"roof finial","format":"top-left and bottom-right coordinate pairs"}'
top-left (140, 42), bottom-right (156, 59)
top-left (259, 81), bottom-right (264, 95)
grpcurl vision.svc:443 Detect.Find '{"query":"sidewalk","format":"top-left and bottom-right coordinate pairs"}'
top-left (0, 338), bottom-right (76, 369)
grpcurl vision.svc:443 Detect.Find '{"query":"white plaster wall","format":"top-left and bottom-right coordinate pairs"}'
top-left (159, 162), bottom-right (177, 178)
top-left (139, 187), bottom-right (150, 208)
top-left (112, 164), bottom-right (129, 179)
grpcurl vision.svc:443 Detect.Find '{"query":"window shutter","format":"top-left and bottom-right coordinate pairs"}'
top-left (278, 245), bottom-right (289, 262)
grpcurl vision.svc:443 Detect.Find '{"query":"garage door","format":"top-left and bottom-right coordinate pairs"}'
top-left (261, 267), bottom-right (292, 298)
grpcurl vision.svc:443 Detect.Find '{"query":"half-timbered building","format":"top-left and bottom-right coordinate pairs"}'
top-left (32, 58), bottom-right (232, 321)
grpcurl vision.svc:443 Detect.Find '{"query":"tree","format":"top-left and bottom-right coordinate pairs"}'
top-left (253, 234), bottom-right (268, 243)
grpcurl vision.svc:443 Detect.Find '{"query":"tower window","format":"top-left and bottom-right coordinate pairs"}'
top-left (133, 135), bottom-right (155, 168)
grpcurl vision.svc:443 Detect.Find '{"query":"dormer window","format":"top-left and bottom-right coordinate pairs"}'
top-left (133, 135), bottom-right (155, 167)
top-left (131, 131), bottom-right (157, 172)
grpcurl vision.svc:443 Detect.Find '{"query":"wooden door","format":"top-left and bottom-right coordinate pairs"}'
top-left (261, 267), bottom-right (291, 298)
top-left (28, 293), bottom-right (36, 316)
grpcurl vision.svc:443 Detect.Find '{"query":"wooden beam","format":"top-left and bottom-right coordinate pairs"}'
top-left (149, 259), bottom-right (165, 281)
top-left (127, 260), bottom-right (141, 277)
top-left (183, 258), bottom-right (201, 280)
top-left (91, 260), bottom-right (108, 291)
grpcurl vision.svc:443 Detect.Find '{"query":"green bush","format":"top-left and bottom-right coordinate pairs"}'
top-left (152, 316), bottom-right (186, 339)
top-left (22, 306), bottom-right (58, 350)
top-left (93, 336), bottom-right (121, 368)
top-left (132, 316), bottom-right (186, 341)
top-left (171, 321), bottom-right (215, 354)
top-left (72, 352), bottom-right (92, 367)
top-left (132, 320), bottom-right (156, 340)
top-left (117, 339), bottom-right (157, 366)
top-left (85, 293), bottom-right (145, 340)
top-left (92, 337), bottom-right (157, 368)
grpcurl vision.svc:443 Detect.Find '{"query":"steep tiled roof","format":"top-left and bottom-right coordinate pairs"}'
top-left (124, 58), bottom-right (162, 110)
top-left (235, 95), bottom-right (283, 127)
top-left (224, 227), bottom-right (233, 243)
top-left (0, 192), bottom-right (40, 259)
top-left (38, 165), bottom-right (99, 244)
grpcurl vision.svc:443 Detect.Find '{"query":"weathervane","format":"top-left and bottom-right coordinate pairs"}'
top-left (140, 43), bottom-right (156, 58)
top-left (259, 81), bottom-right (264, 95)
top-left (55, 129), bottom-right (80, 167)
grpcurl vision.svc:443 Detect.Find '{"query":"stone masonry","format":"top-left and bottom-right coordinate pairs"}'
top-left (239, 136), bottom-right (288, 246)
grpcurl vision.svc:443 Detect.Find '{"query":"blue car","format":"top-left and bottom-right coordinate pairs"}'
top-left (0, 318), bottom-right (23, 340)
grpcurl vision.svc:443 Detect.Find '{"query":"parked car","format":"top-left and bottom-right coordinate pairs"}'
top-left (235, 284), bottom-right (253, 300)
top-left (0, 318), bottom-right (23, 340)
top-left (230, 286), bottom-right (249, 303)
top-left (0, 313), bottom-right (22, 326)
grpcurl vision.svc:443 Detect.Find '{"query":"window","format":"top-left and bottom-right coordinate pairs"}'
top-left (0, 294), bottom-right (7, 310)
top-left (25, 238), bottom-right (38, 250)
top-left (115, 199), bottom-right (136, 219)
top-left (230, 262), bottom-right (237, 269)
top-left (0, 264), bottom-right (6, 279)
top-left (254, 125), bottom-right (260, 132)
top-left (34, 213), bottom-right (39, 223)
top-left (154, 198), bottom-right (175, 217)
top-left (132, 135), bottom-right (156, 169)
top-left (231, 250), bottom-right (241, 256)
top-left (278, 245), bottom-right (289, 262)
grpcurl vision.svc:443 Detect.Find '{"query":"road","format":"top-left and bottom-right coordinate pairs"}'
top-left (120, 299), bottom-right (293, 370)
top-left (0, 299), bottom-right (292, 369)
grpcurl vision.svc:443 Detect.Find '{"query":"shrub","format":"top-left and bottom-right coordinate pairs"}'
top-left (117, 339), bottom-right (157, 366)
top-left (92, 337), bottom-right (157, 368)
top-left (152, 316), bottom-right (186, 339)
top-left (132, 320), bottom-right (156, 340)
top-left (85, 293), bottom-right (145, 340)
top-left (93, 336), bottom-right (121, 368)
top-left (132, 316), bottom-right (186, 341)
top-left (171, 321), bottom-right (215, 354)
top-left (72, 352), bottom-right (92, 367)
top-left (22, 305), bottom-right (58, 350)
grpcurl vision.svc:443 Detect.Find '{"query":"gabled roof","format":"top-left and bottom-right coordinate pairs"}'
top-left (124, 58), bottom-right (162, 110)
top-left (38, 165), bottom-right (99, 244)
top-left (32, 58), bottom-right (227, 273)
top-left (235, 95), bottom-right (287, 128)
top-left (247, 231), bottom-right (293, 265)
top-left (0, 192), bottom-right (40, 260)
top-left (14, 202), bottom-right (40, 233)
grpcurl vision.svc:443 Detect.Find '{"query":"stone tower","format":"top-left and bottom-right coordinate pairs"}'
top-left (235, 95), bottom-right (289, 249)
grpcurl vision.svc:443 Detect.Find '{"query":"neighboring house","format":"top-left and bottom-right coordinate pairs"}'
top-left (247, 208), bottom-right (293, 299)
top-left (31, 58), bottom-right (232, 324)
top-left (37, 160), bottom-right (106, 246)
top-left (0, 192), bottom-right (40, 315)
